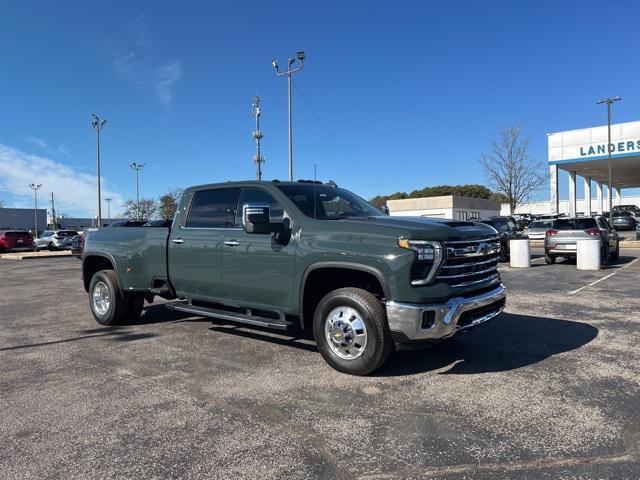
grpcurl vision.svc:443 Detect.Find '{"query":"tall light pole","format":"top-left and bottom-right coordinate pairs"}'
top-left (129, 163), bottom-right (145, 220)
top-left (28, 184), bottom-right (42, 236)
top-left (91, 114), bottom-right (107, 227)
top-left (596, 96), bottom-right (621, 225)
top-left (251, 96), bottom-right (265, 180)
top-left (105, 197), bottom-right (112, 223)
top-left (272, 51), bottom-right (305, 181)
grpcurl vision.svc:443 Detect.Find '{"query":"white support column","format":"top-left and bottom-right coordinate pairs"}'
top-left (615, 188), bottom-right (622, 206)
top-left (568, 171), bottom-right (577, 216)
top-left (584, 177), bottom-right (592, 215)
top-left (596, 182), bottom-right (603, 214)
top-left (549, 164), bottom-right (559, 215)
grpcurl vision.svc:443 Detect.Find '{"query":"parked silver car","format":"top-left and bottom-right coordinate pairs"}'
top-left (544, 216), bottom-right (619, 265)
top-left (35, 229), bottom-right (79, 251)
top-left (525, 219), bottom-right (554, 240)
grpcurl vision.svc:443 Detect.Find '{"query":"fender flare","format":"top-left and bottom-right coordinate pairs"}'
top-left (82, 252), bottom-right (123, 293)
top-left (298, 261), bottom-right (391, 327)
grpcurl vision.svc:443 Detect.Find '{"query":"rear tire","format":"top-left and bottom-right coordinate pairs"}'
top-left (48, 242), bottom-right (56, 251)
top-left (611, 241), bottom-right (620, 261)
top-left (313, 287), bottom-right (392, 375)
top-left (545, 254), bottom-right (556, 265)
top-left (124, 293), bottom-right (145, 321)
top-left (89, 270), bottom-right (127, 326)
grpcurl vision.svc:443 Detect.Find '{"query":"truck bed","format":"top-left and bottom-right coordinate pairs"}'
top-left (85, 227), bottom-right (170, 291)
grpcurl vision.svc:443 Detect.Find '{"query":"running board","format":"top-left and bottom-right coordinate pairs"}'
top-left (167, 302), bottom-right (291, 330)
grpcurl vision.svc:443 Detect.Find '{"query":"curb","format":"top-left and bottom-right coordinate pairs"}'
top-left (0, 251), bottom-right (74, 260)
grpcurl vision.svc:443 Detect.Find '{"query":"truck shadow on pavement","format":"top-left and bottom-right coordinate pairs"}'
top-left (375, 312), bottom-right (598, 376)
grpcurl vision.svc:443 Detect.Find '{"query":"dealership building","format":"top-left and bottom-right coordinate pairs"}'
top-left (547, 120), bottom-right (640, 216)
top-left (0, 208), bottom-right (47, 232)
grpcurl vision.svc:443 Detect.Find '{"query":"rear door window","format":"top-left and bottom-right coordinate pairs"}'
top-left (185, 188), bottom-right (240, 228)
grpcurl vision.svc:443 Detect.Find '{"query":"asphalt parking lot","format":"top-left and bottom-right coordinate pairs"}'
top-left (1, 252), bottom-right (640, 479)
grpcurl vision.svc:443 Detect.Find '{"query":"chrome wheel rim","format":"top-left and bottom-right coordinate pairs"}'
top-left (92, 281), bottom-right (110, 316)
top-left (325, 306), bottom-right (367, 360)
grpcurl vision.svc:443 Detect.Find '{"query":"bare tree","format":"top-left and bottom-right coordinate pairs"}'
top-left (122, 198), bottom-right (158, 220)
top-left (479, 125), bottom-right (546, 214)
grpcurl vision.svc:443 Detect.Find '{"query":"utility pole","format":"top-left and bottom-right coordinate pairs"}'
top-left (50, 192), bottom-right (56, 229)
top-left (129, 163), bottom-right (145, 220)
top-left (251, 96), bottom-right (265, 180)
top-left (105, 197), bottom-right (112, 223)
top-left (314, 163), bottom-right (317, 181)
top-left (28, 184), bottom-right (42, 236)
top-left (272, 51), bottom-right (305, 181)
top-left (596, 96), bottom-right (621, 225)
top-left (91, 114), bottom-right (107, 227)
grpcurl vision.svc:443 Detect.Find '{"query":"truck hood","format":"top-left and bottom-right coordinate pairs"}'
top-left (335, 216), bottom-right (497, 241)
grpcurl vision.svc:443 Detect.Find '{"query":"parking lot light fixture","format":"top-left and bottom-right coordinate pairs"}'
top-left (129, 163), bottom-right (145, 220)
top-left (272, 50), bottom-right (305, 181)
top-left (596, 96), bottom-right (621, 225)
top-left (28, 183), bottom-right (43, 236)
top-left (91, 114), bottom-right (107, 227)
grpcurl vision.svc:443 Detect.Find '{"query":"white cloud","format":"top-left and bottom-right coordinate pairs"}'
top-left (26, 137), bottom-right (48, 149)
top-left (0, 144), bottom-right (124, 217)
top-left (111, 16), bottom-right (183, 107)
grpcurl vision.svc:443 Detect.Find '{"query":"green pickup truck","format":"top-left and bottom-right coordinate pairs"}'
top-left (82, 180), bottom-right (506, 375)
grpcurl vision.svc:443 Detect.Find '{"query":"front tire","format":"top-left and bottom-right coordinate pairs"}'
top-left (313, 287), bottom-right (392, 375)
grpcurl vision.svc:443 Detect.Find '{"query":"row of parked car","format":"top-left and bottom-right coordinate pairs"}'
top-left (0, 219), bottom-right (173, 255)
top-left (478, 210), bottom-right (628, 267)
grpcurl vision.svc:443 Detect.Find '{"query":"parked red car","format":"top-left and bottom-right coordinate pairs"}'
top-left (0, 230), bottom-right (35, 252)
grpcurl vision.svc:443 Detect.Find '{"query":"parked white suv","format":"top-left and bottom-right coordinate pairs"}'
top-left (35, 230), bottom-right (79, 251)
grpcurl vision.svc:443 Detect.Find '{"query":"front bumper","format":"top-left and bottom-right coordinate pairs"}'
top-left (385, 284), bottom-right (506, 344)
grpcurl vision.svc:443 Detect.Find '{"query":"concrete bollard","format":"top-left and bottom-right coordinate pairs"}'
top-left (577, 239), bottom-right (601, 270)
top-left (509, 239), bottom-right (530, 268)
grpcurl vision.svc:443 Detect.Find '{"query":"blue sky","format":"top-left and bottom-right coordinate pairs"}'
top-left (1, 0), bottom-right (639, 216)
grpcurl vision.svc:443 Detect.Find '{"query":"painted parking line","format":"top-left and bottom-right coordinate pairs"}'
top-left (568, 258), bottom-right (639, 295)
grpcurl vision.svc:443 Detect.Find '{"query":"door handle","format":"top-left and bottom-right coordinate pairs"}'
top-left (224, 240), bottom-right (240, 247)
top-left (172, 238), bottom-right (185, 244)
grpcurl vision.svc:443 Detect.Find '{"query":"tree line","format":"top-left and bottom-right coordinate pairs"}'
top-left (370, 124), bottom-right (546, 214)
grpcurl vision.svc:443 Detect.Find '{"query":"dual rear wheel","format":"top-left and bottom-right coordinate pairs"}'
top-left (89, 270), bottom-right (144, 326)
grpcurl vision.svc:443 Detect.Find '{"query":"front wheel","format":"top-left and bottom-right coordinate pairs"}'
top-left (313, 287), bottom-right (392, 376)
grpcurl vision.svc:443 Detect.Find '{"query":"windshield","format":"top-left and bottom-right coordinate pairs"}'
top-left (613, 205), bottom-right (640, 215)
top-left (276, 184), bottom-right (382, 220)
top-left (485, 218), bottom-right (516, 232)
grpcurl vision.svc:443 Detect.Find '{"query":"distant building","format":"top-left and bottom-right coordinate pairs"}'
top-left (387, 196), bottom-right (501, 221)
top-left (0, 208), bottom-right (47, 233)
top-left (54, 217), bottom-right (118, 229)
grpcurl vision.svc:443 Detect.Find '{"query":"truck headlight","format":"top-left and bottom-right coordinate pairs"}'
top-left (398, 238), bottom-right (444, 285)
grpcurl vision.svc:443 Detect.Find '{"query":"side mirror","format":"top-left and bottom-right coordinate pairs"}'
top-left (243, 203), bottom-right (283, 234)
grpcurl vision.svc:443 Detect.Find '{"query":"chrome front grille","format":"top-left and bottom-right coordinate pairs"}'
top-left (436, 237), bottom-right (501, 288)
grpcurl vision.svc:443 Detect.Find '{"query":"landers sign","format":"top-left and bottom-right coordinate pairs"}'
top-left (579, 139), bottom-right (640, 157)
top-left (548, 120), bottom-right (640, 164)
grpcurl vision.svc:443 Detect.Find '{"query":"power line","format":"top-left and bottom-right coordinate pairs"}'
top-left (291, 80), bottom-right (380, 195)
